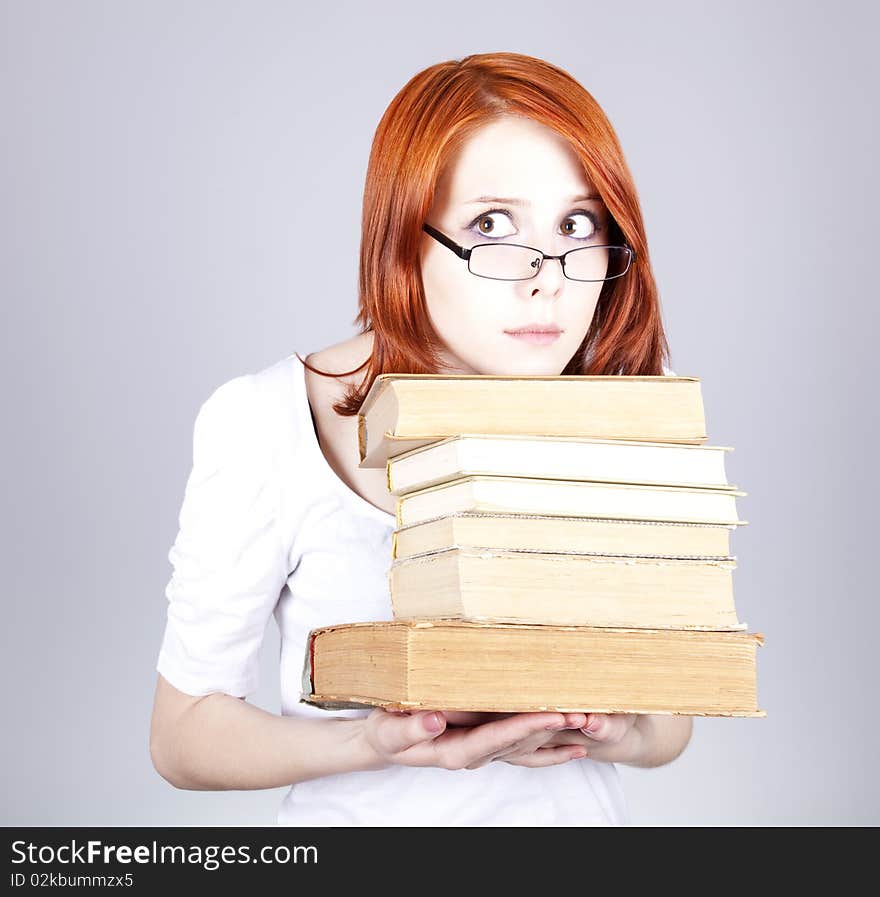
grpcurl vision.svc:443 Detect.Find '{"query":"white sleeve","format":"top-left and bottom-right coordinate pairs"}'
top-left (156, 374), bottom-right (289, 697)
top-left (662, 364), bottom-right (677, 376)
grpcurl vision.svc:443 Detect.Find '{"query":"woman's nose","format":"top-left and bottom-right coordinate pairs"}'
top-left (528, 254), bottom-right (565, 294)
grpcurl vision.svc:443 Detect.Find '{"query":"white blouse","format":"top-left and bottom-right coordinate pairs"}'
top-left (156, 352), bottom-right (632, 826)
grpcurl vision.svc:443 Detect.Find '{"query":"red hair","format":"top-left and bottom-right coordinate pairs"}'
top-left (299, 51), bottom-right (671, 415)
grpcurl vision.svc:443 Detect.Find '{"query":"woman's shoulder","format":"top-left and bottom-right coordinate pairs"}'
top-left (189, 354), bottom-right (312, 480)
top-left (194, 335), bottom-right (371, 472)
top-left (302, 333), bottom-right (374, 389)
top-left (201, 355), bottom-right (299, 426)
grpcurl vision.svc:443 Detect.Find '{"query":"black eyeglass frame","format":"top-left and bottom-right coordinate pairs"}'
top-left (422, 222), bottom-right (636, 283)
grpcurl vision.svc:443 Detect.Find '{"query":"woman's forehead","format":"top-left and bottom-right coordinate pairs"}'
top-left (438, 116), bottom-right (596, 205)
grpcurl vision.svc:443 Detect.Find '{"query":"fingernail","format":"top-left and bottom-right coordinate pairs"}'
top-left (582, 714), bottom-right (600, 734)
top-left (424, 712), bottom-right (443, 732)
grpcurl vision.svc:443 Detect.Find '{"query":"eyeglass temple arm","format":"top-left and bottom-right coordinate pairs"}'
top-left (422, 223), bottom-right (471, 260)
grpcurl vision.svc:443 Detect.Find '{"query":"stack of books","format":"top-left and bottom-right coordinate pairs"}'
top-left (301, 374), bottom-right (765, 718)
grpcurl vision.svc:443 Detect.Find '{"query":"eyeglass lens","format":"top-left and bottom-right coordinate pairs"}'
top-left (468, 243), bottom-right (631, 282)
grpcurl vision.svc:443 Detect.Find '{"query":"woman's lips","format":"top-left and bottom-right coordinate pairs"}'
top-left (503, 327), bottom-right (563, 345)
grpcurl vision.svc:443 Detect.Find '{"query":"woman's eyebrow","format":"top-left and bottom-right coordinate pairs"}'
top-left (463, 193), bottom-right (600, 205)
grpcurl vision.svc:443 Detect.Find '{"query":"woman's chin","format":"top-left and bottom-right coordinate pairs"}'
top-left (476, 356), bottom-right (569, 377)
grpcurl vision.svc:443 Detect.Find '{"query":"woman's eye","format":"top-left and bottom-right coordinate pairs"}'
top-left (562, 211), bottom-right (600, 239)
top-left (470, 211), bottom-right (515, 238)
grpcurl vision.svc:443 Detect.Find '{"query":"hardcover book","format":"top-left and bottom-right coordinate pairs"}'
top-left (395, 475), bottom-right (746, 528)
top-left (301, 619), bottom-right (765, 717)
top-left (357, 374), bottom-right (708, 467)
top-left (389, 547), bottom-right (743, 630)
top-left (386, 434), bottom-right (736, 495)
top-left (391, 512), bottom-right (739, 561)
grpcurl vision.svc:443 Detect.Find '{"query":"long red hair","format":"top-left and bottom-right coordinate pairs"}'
top-left (299, 51), bottom-right (671, 415)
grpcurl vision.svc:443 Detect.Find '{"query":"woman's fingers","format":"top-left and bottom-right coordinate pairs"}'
top-left (464, 727), bottom-right (554, 769)
top-left (368, 708), bottom-right (448, 757)
top-left (470, 713), bottom-right (590, 768)
top-left (580, 713), bottom-right (639, 744)
top-left (501, 745), bottom-right (589, 768)
top-left (365, 708), bottom-right (594, 770)
top-left (396, 711), bottom-right (568, 769)
top-left (442, 710), bottom-right (507, 727)
top-left (441, 710), bottom-right (586, 728)
top-left (432, 712), bottom-right (580, 769)
top-left (542, 729), bottom-right (595, 747)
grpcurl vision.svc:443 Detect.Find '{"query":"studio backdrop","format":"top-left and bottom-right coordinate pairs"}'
top-left (1, 0), bottom-right (877, 826)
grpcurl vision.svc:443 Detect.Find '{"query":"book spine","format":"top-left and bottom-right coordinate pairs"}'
top-left (357, 414), bottom-right (367, 464)
top-left (300, 630), bottom-right (316, 697)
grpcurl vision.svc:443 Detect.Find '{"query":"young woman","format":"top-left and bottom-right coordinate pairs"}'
top-left (150, 51), bottom-right (693, 826)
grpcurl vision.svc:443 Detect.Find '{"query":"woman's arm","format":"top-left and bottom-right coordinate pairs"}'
top-left (149, 674), bottom-right (590, 789)
top-left (622, 713), bottom-right (693, 768)
top-left (149, 674), bottom-right (380, 790)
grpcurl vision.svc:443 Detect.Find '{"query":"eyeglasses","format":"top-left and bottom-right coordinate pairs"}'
top-left (422, 223), bottom-right (635, 283)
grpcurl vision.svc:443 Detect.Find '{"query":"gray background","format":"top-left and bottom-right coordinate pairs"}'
top-left (2, 0), bottom-right (877, 826)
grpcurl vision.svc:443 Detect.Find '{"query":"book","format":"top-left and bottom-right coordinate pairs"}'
top-left (389, 547), bottom-right (742, 630)
top-left (386, 434), bottom-right (737, 496)
top-left (300, 618), bottom-right (765, 717)
top-left (396, 475), bottom-right (746, 528)
top-left (391, 512), bottom-right (739, 561)
top-left (357, 374), bottom-right (708, 467)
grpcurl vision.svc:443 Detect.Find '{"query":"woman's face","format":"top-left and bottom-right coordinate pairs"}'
top-left (420, 114), bottom-right (610, 375)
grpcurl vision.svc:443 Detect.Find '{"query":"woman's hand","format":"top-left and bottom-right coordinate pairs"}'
top-left (359, 708), bottom-right (589, 771)
top-left (441, 710), bottom-right (641, 765)
top-left (525, 712), bottom-right (695, 769)
top-left (520, 712), bottom-right (641, 765)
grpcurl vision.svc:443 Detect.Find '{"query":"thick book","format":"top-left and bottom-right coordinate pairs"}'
top-left (387, 434), bottom-right (736, 496)
top-left (389, 547), bottom-right (742, 630)
top-left (396, 475), bottom-right (746, 528)
top-left (300, 619), bottom-right (765, 717)
top-left (392, 512), bottom-right (739, 561)
top-left (357, 374), bottom-right (707, 467)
